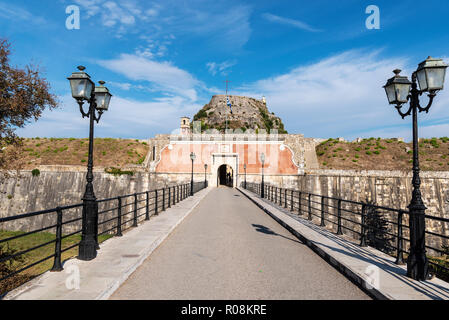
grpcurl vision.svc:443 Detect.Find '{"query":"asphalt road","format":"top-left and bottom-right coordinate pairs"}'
top-left (110, 187), bottom-right (370, 300)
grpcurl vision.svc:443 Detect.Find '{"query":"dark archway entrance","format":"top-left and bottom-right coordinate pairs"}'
top-left (218, 165), bottom-right (233, 187)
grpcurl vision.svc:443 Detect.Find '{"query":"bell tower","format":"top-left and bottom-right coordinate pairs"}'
top-left (180, 117), bottom-right (191, 135)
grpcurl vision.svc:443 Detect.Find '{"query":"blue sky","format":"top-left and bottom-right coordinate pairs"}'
top-left (1, 0), bottom-right (449, 140)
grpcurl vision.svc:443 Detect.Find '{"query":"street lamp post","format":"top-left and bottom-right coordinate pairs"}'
top-left (68, 66), bottom-right (112, 261)
top-left (383, 57), bottom-right (447, 281)
top-left (260, 153), bottom-right (265, 198)
top-left (190, 152), bottom-right (196, 196)
top-left (204, 164), bottom-right (208, 188)
top-left (244, 164), bottom-right (247, 189)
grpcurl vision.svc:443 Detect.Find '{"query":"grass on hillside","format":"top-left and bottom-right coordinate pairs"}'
top-left (316, 137), bottom-right (449, 171)
top-left (3, 138), bottom-right (149, 170)
top-left (0, 231), bottom-right (112, 296)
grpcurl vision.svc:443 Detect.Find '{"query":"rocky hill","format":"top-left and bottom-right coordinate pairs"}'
top-left (193, 95), bottom-right (287, 133)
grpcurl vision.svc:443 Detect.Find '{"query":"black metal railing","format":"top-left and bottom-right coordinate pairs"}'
top-left (242, 182), bottom-right (449, 278)
top-left (0, 181), bottom-right (207, 293)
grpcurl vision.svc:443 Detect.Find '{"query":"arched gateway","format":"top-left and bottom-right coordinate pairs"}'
top-left (218, 164), bottom-right (233, 187)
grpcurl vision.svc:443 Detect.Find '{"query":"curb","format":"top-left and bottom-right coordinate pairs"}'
top-left (96, 187), bottom-right (212, 300)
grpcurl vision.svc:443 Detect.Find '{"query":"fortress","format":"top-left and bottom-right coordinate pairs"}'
top-left (145, 116), bottom-right (322, 188)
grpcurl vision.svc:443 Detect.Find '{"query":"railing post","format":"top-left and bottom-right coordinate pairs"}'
top-left (396, 210), bottom-right (405, 265)
top-left (116, 197), bottom-right (123, 236)
top-left (275, 187), bottom-right (277, 204)
top-left (172, 187), bottom-right (175, 205)
top-left (291, 190), bottom-right (294, 212)
top-left (284, 189), bottom-right (288, 209)
top-left (177, 185), bottom-right (179, 203)
top-left (133, 193), bottom-right (138, 227)
top-left (145, 191), bottom-right (150, 221)
top-left (162, 188), bottom-right (166, 211)
top-left (360, 204), bottom-right (367, 247)
top-left (51, 207), bottom-right (63, 272)
top-left (320, 196), bottom-right (326, 227)
top-left (308, 194), bottom-right (312, 221)
top-left (154, 190), bottom-right (158, 215)
top-left (298, 192), bottom-right (302, 215)
top-left (337, 199), bottom-right (343, 235)
top-left (168, 187), bottom-right (171, 208)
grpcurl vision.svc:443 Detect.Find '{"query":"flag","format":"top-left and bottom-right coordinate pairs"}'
top-left (227, 96), bottom-right (233, 114)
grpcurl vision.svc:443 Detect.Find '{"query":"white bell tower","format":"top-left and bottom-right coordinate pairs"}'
top-left (180, 117), bottom-right (191, 135)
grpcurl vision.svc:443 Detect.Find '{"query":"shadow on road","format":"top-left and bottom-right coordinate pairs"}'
top-left (252, 224), bottom-right (303, 245)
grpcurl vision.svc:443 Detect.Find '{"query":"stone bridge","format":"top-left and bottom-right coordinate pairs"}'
top-left (2, 129), bottom-right (449, 301)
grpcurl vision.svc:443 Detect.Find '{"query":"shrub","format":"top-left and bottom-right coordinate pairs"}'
top-left (31, 169), bottom-right (40, 177)
top-left (104, 167), bottom-right (134, 176)
top-left (374, 151), bottom-right (380, 155)
top-left (366, 151), bottom-right (372, 155)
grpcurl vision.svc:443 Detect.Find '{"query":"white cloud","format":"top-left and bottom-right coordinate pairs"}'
top-left (15, 94), bottom-right (201, 138)
top-left (181, 5), bottom-right (252, 50)
top-left (237, 50), bottom-right (449, 140)
top-left (73, 0), bottom-right (159, 31)
top-left (98, 53), bottom-right (201, 101)
top-left (235, 50), bottom-right (407, 139)
top-left (0, 2), bottom-right (46, 24)
top-left (262, 13), bottom-right (322, 33)
top-left (206, 60), bottom-right (237, 76)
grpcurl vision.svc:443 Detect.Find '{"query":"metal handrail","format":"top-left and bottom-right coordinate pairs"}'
top-left (242, 182), bottom-right (449, 277)
top-left (0, 181), bottom-right (207, 294)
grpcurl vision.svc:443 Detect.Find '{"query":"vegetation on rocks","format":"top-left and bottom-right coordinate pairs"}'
top-left (316, 137), bottom-right (449, 171)
top-left (2, 138), bottom-right (149, 170)
top-left (193, 95), bottom-right (287, 133)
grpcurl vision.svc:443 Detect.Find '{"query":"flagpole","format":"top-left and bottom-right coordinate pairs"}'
top-left (226, 113), bottom-right (228, 133)
top-left (224, 79), bottom-right (231, 134)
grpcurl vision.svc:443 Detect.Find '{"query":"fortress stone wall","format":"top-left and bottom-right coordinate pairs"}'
top-left (1, 133), bottom-right (448, 248)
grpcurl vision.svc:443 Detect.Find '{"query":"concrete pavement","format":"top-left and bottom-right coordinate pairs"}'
top-left (111, 187), bottom-right (370, 300)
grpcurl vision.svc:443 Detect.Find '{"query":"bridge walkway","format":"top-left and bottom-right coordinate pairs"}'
top-left (111, 187), bottom-right (369, 300)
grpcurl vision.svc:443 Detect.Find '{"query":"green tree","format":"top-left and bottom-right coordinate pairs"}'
top-left (0, 39), bottom-right (58, 171)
